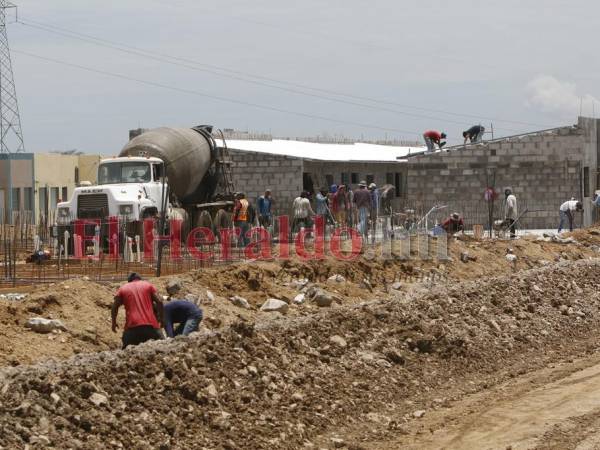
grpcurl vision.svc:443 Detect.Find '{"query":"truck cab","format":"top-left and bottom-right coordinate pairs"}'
top-left (57, 156), bottom-right (167, 224)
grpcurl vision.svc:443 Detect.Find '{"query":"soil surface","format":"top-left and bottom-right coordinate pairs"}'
top-left (1, 229), bottom-right (600, 448)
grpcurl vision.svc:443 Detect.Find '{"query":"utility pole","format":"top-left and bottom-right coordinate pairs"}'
top-left (0, 0), bottom-right (24, 153)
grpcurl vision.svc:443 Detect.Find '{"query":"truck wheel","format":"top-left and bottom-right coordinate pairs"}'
top-left (194, 211), bottom-right (214, 245)
top-left (214, 209), bottom-right (232, 242)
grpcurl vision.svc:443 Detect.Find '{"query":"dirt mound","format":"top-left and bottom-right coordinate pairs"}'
top-left (2, 259), bottom-right (600, 449)
top-left (0, 279), bottom-right (120, 366)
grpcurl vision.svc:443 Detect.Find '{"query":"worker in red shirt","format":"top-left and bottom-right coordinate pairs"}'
top-left (423, 130), bottom-right (447, 152)
top-left (441, 212), bottom-right (465, 235)
top-left (111, 272), bottom-right (164, 349)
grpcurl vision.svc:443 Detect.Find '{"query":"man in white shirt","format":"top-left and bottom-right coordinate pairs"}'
top-left (292, 191), bottom-right (315, 235)
top-left (504, 188), bottom-right (518, 239)
top-left (558, 199), bottom-right (583, 233)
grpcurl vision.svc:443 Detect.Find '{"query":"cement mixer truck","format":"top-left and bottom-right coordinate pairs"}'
top-left (56, 125), bottom-right (235, 246)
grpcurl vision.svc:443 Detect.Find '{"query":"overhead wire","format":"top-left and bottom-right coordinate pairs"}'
top-left (15, 48), bottom-right (466, 142)
top-left (15, 16), bottom-right (551, 132)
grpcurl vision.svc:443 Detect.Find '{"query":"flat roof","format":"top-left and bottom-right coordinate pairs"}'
top-left (222, 139), bottom-right (425, 162)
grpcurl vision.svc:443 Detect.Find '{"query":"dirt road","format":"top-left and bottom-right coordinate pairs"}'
top-left (369, 352), bottom-right (600, 450)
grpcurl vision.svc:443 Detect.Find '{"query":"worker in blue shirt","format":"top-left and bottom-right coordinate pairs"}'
top-left (257, 189), bottom-right (274, 229)
top-left (163, 300), bottom-right (203, 338)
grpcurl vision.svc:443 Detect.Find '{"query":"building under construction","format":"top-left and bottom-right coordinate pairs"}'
top-left (225, 116), bottom-right (600, 229)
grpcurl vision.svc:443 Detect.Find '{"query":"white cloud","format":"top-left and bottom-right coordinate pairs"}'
top-left (526, 75), bottom-right (598, 116)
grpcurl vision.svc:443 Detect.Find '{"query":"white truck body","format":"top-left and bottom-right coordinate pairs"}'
top-left (56, 156), bottom-right (169, 224)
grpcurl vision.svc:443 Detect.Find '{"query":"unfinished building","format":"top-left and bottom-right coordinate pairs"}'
top-left (225, 116), bottom-right (599, 229)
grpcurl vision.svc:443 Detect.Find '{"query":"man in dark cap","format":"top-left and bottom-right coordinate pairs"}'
top-left (111, 273), bottom-right (164, 349)
top-left (463, 125), bottom-right (485, 144)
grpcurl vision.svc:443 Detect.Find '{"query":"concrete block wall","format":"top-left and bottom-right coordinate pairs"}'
top-left (405, 125), bottom-right (588, 229)
top-left (229, 150), bottom-right (303, 217)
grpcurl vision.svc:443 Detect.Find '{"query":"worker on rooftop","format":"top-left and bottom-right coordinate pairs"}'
top-left (423, 130), bottom-right (447, 152)
top-left (558, 199), bottom-right (583, 233)
top-left (463, 125), bottom-right (486, 144)
top-left (111, 273), bottom-right (164, 349)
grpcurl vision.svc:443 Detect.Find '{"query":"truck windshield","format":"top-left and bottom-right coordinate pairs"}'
top-left (98, 162), bottom-right (152, 184)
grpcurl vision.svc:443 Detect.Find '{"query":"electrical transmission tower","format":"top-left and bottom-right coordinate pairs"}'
top-left (0, 0), bottom-right (24, 153)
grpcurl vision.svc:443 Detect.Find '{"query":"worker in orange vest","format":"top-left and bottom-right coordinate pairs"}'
top-left (233, 192), bottom-right (251, 247)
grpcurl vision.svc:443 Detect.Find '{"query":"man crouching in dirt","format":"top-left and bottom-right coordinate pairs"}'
top-left (163, 282), bottom-right (203, 338)
top-left (111, 272), bottom-right (164, 349)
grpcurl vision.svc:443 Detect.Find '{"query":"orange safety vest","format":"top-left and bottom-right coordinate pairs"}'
top-left (235, 199), bottom-right (249, 222)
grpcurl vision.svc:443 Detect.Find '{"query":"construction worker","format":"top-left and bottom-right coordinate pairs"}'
top-left (353, 181), bottom-right (372, 239)
top-left (504, 188), bottom-right (518, 239)
top-left (441, 212), bottom-right (465, 235)
top-left (369, 183), bottom-right (380, 242)
top-left (463, 125), bottom-right (485, 143)
top-left (233, 192), bottom-right (251, 247)
top-left (332, 184), bottom-right (349, 226)
top-left (257, 189), bottom-right (273, 229)
top-left (292, 191), bottom-right (315, 234)
top-left (111, 273), bottom-right (164, 349)
top-left (423, 130), bottom-right (447, 152)
top-left (558, 199), bottom-right (583, 233)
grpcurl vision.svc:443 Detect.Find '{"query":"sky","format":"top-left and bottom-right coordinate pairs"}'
top-left (6, 0), bottom-right (600, 153)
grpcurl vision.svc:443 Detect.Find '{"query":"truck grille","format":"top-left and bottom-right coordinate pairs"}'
top-left (77, 194), bottom-right (109, 219)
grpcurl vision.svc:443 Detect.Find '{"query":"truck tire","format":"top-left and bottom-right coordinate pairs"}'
top-left (214, 209), bottom-right (232, 242)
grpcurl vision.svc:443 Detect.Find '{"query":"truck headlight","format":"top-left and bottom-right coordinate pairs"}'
top-left (58, 207), bottom-right (70, 218)
top-left (119, 204), bottom-right (134, 215)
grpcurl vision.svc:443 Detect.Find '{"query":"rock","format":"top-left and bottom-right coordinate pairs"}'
top-left (206, 383), bottom-right (218, 398)
top-left (25, 317), bottom-right (67, 333)
top-left (488, 320), bottom-right (502, 333)
top-left (50, 392), bottom-right (60, 404)
top-left (230, 296), bottom-right (251, 309)
top-left (330, 437), bottom-right (345, 448)
top-left (290, 279), bottom-right (309, 289)
top-left (247, 365), bottom-right (258, 376)
top-left (291, 392), bottom-right (304, 402)
top-left (206, 290), bottom-right (216, 303)
top-left (311, 289), bottom-right (334, 307)
top-left (413, 410), bottom-right (426, 418)
top-left (29, 435), bottom-right (50, 446)
top-left (385, 350), bottom-right (405, 365)
top-left (329, 335), bottom-right (347, 348)
top-left (527, 303), bottom-right (536, 313)
top-left (293, 293), bottom-right (305, 304)
top-left (89, 392), bottom-right (108, 406)
top-left (260, 299), bottom-right (289, 314)
top-left (559, 305), bottom-right (569, 315)
top-left (460, 252), bottom-right (474, 263)
top-left (360, 279), bottom-right (373, 291)
top-left (390, 282), bottom-right (402, 290)
top-left (166, 279), bottom-right (183, 296)
top-left (327, 274), bottom-right (346, 283)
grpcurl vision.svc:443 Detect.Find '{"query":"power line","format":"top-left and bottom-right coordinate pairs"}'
top-left (15, 16), bottom-right (551, 131)
top-left (15, 19), bottom-right (492, 130)
top-left (14, 48), bottom-right (456, 141)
